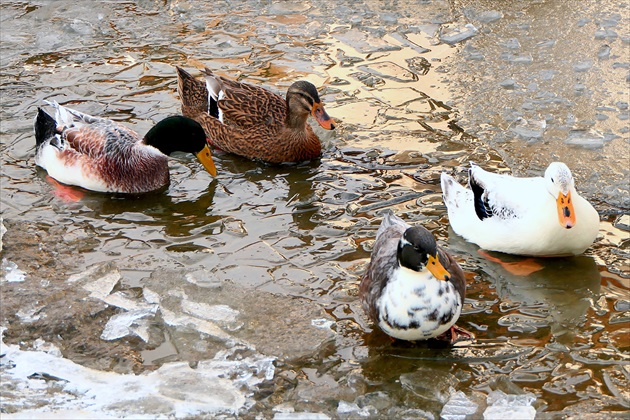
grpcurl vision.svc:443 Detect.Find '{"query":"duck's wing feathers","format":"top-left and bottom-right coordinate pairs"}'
top-left (468, 163), bottom-right (538, 222)
top-left (437, 246), bottom-right (466, 302)
top-left (202, 69), bottom-right (288, 131)
top-left (360, 211), bottom-right (409, 322)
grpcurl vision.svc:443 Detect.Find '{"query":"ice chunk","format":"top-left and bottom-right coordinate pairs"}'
top-left (400, 367), bottom-right (459, 406)
top-left (274, 413), bottom-right (331, 420)
top-left (500, 79), bottom-right (517, 89)
top-left (0, 217), bottom-right (6, 252)
top-left (510, 119), bottom-right (546, 140)
top-left (181, 301), bottom-right (239, 324)
top-left (441, 390), bottom-right (479, 420)
top-left (333, 29), bottom-right (400, 54)
top-left (161, 307), bottom-right (237, 343)
top-left (598, 45), bottom-right (611, 60)
top-left (100, 307), bottom-right (157, 342)
top-left (565, 130), bottom-right (606, 149)
top-left (312, 318), bottom-right (334, 330)
top-left (500, 38), bottom-right (521, 50)
top-left (337, 400), bottom-right (373, 417)
top-left (440, 24), bottom-right (478, 45)
top-left (483, 390), bottom-right (536, 420)
top-left (338, 401), bottom-right (362, 414)
top-left (1, 331), bottom-right (273, 418)
top-left (475, 11), bottom-right (503, 23)
top-left (32, 338), bottom-right (63, 357)
top-left (573, 60), bottom-right (593, 72)
top-left (463, 44), bottom-right (484, 61)
top-left (68, 263), bottom-right (121, 300)
top-left (2, 258), bottom-right (26, 283)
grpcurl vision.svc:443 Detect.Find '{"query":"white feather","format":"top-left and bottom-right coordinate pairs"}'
top-left (377, 266), bottom-right (462, 340)
top-left (441, 162), bottom-right (599, 256)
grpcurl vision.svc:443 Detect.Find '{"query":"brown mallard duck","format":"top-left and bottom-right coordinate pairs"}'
top-left (176, 66), bottom-right (335, 163)
top-left (360, 211), bottom-right (472, 342)
top-left (34, 100), bottom-right (216, 194)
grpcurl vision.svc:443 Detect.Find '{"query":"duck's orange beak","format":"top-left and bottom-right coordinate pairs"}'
top-left (312, 103), bottom-right (335, 130)
top-left (427, 254), bottom-right (450, 281)
top-left (557, 191), bottom-right (575, 229)
top-left (195, 144), bottom-right (217, 177)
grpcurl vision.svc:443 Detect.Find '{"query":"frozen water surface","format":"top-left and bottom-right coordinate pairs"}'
top-left (0, 0), bottom-right (628, 418)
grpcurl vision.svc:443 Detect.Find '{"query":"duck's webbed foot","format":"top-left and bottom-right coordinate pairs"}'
top-left (437, 325), bottom-right (475, 343)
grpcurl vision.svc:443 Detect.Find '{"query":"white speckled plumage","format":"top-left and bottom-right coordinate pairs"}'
top-left (360, 211), bottom-right (467, 341)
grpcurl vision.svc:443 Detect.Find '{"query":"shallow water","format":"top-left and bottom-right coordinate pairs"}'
top-left (1, 0), bottom-right (628, 418)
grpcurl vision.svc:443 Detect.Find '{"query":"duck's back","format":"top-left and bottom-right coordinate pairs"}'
top-left (36, 117), bottom-right (169, 194)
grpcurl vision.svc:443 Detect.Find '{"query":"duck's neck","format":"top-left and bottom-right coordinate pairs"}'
top-left (285, 109), bottom-right (309, 130)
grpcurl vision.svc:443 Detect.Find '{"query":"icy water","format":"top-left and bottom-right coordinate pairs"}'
top-left (1, 0), bottom-right (629, 418)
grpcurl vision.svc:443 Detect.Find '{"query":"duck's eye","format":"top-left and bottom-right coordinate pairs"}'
top-left (551, 177), bottom-right (555, 183)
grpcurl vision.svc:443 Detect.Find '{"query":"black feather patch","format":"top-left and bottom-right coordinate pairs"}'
top-left (209, 97), bottom-right (219, 119)
top-left (34, 108), bottom-right (58, 148)
top-left (469, 171), bottom-right (493, 220)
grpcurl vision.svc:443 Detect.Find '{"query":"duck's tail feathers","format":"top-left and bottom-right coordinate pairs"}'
top-left (34, 107), bottom-right (58, 149)
top-left (43, 100), bottom-right (74, 127)
top-left (176, 66), bottom-right (210, 116)
top-left (43, 100), bottom-right (101, 127)
top-left (440, 172), bottom-right (460, 208)
top-left (378, 209), bottom-right (409, 233)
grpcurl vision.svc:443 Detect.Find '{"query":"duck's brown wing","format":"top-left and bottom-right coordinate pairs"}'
top-left (213, 75), bottom-right (288, 132)
top-left (194, 114), bottom-right (285, 161)
top-left (437, 246), bottom-right (466, 302)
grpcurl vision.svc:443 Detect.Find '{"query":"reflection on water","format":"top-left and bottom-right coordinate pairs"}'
top-left (1, 0), bottom-right (629, 418)
top-left (448, 232), bottom-right (602, 339)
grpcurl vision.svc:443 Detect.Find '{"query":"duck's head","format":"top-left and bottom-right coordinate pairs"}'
top-left (545, 162), bottom-right (576, 229)
top-left (145, 116), bottom-right (217, 177)
top-left (397, 226), bottom-right (450, 281)
top-left (286, 81), bottom-right (335, 130)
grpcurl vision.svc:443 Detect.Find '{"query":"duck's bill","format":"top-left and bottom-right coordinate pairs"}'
top-left (556, 191), bottom-right (576, 229)
top-left (195, 144), bottom-right (217, 177)
top-left (312, 103), bottom-right (336, 130)
top-left (428, 254), bottom-right (450, 281)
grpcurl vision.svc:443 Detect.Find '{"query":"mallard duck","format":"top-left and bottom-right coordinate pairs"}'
top-left (440, 162), bottom-right (599, 257)
top-left (176, 66), bottom-right (335, 163)
top-left (34, 101), bottom-right (217, 194)
top-left (360, 211), bottom-right (470, 342)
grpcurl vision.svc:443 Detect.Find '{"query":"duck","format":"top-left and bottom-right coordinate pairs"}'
top-left (360, 211), bottom-right (471, 342)
top-left (34, 101), bottom-right (217, 194)
top-left (176, 66), bottom-right (335, 163)
top-left (440, 162), bottom-right (599, 257)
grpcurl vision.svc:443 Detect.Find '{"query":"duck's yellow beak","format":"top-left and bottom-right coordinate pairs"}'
top-left (556, 191), bottom-right (575, 229)
top-left (312, 103), bottom-right (335, 130)
top-left (195, 144), bottom-right (217, 177)
top-left (427, 254), bottom-right (450, 281)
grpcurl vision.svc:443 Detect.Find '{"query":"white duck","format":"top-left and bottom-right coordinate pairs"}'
top-left (440, 162), bottom-right (599, 257)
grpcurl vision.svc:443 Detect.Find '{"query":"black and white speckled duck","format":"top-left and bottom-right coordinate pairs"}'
top-left (34, 101), bottom-right (217, 194)
top-left (360, 211), bottom-right (471, 342)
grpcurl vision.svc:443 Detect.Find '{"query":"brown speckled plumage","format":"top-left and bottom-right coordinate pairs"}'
top-left (177, 66), bottom-right (335, 163)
